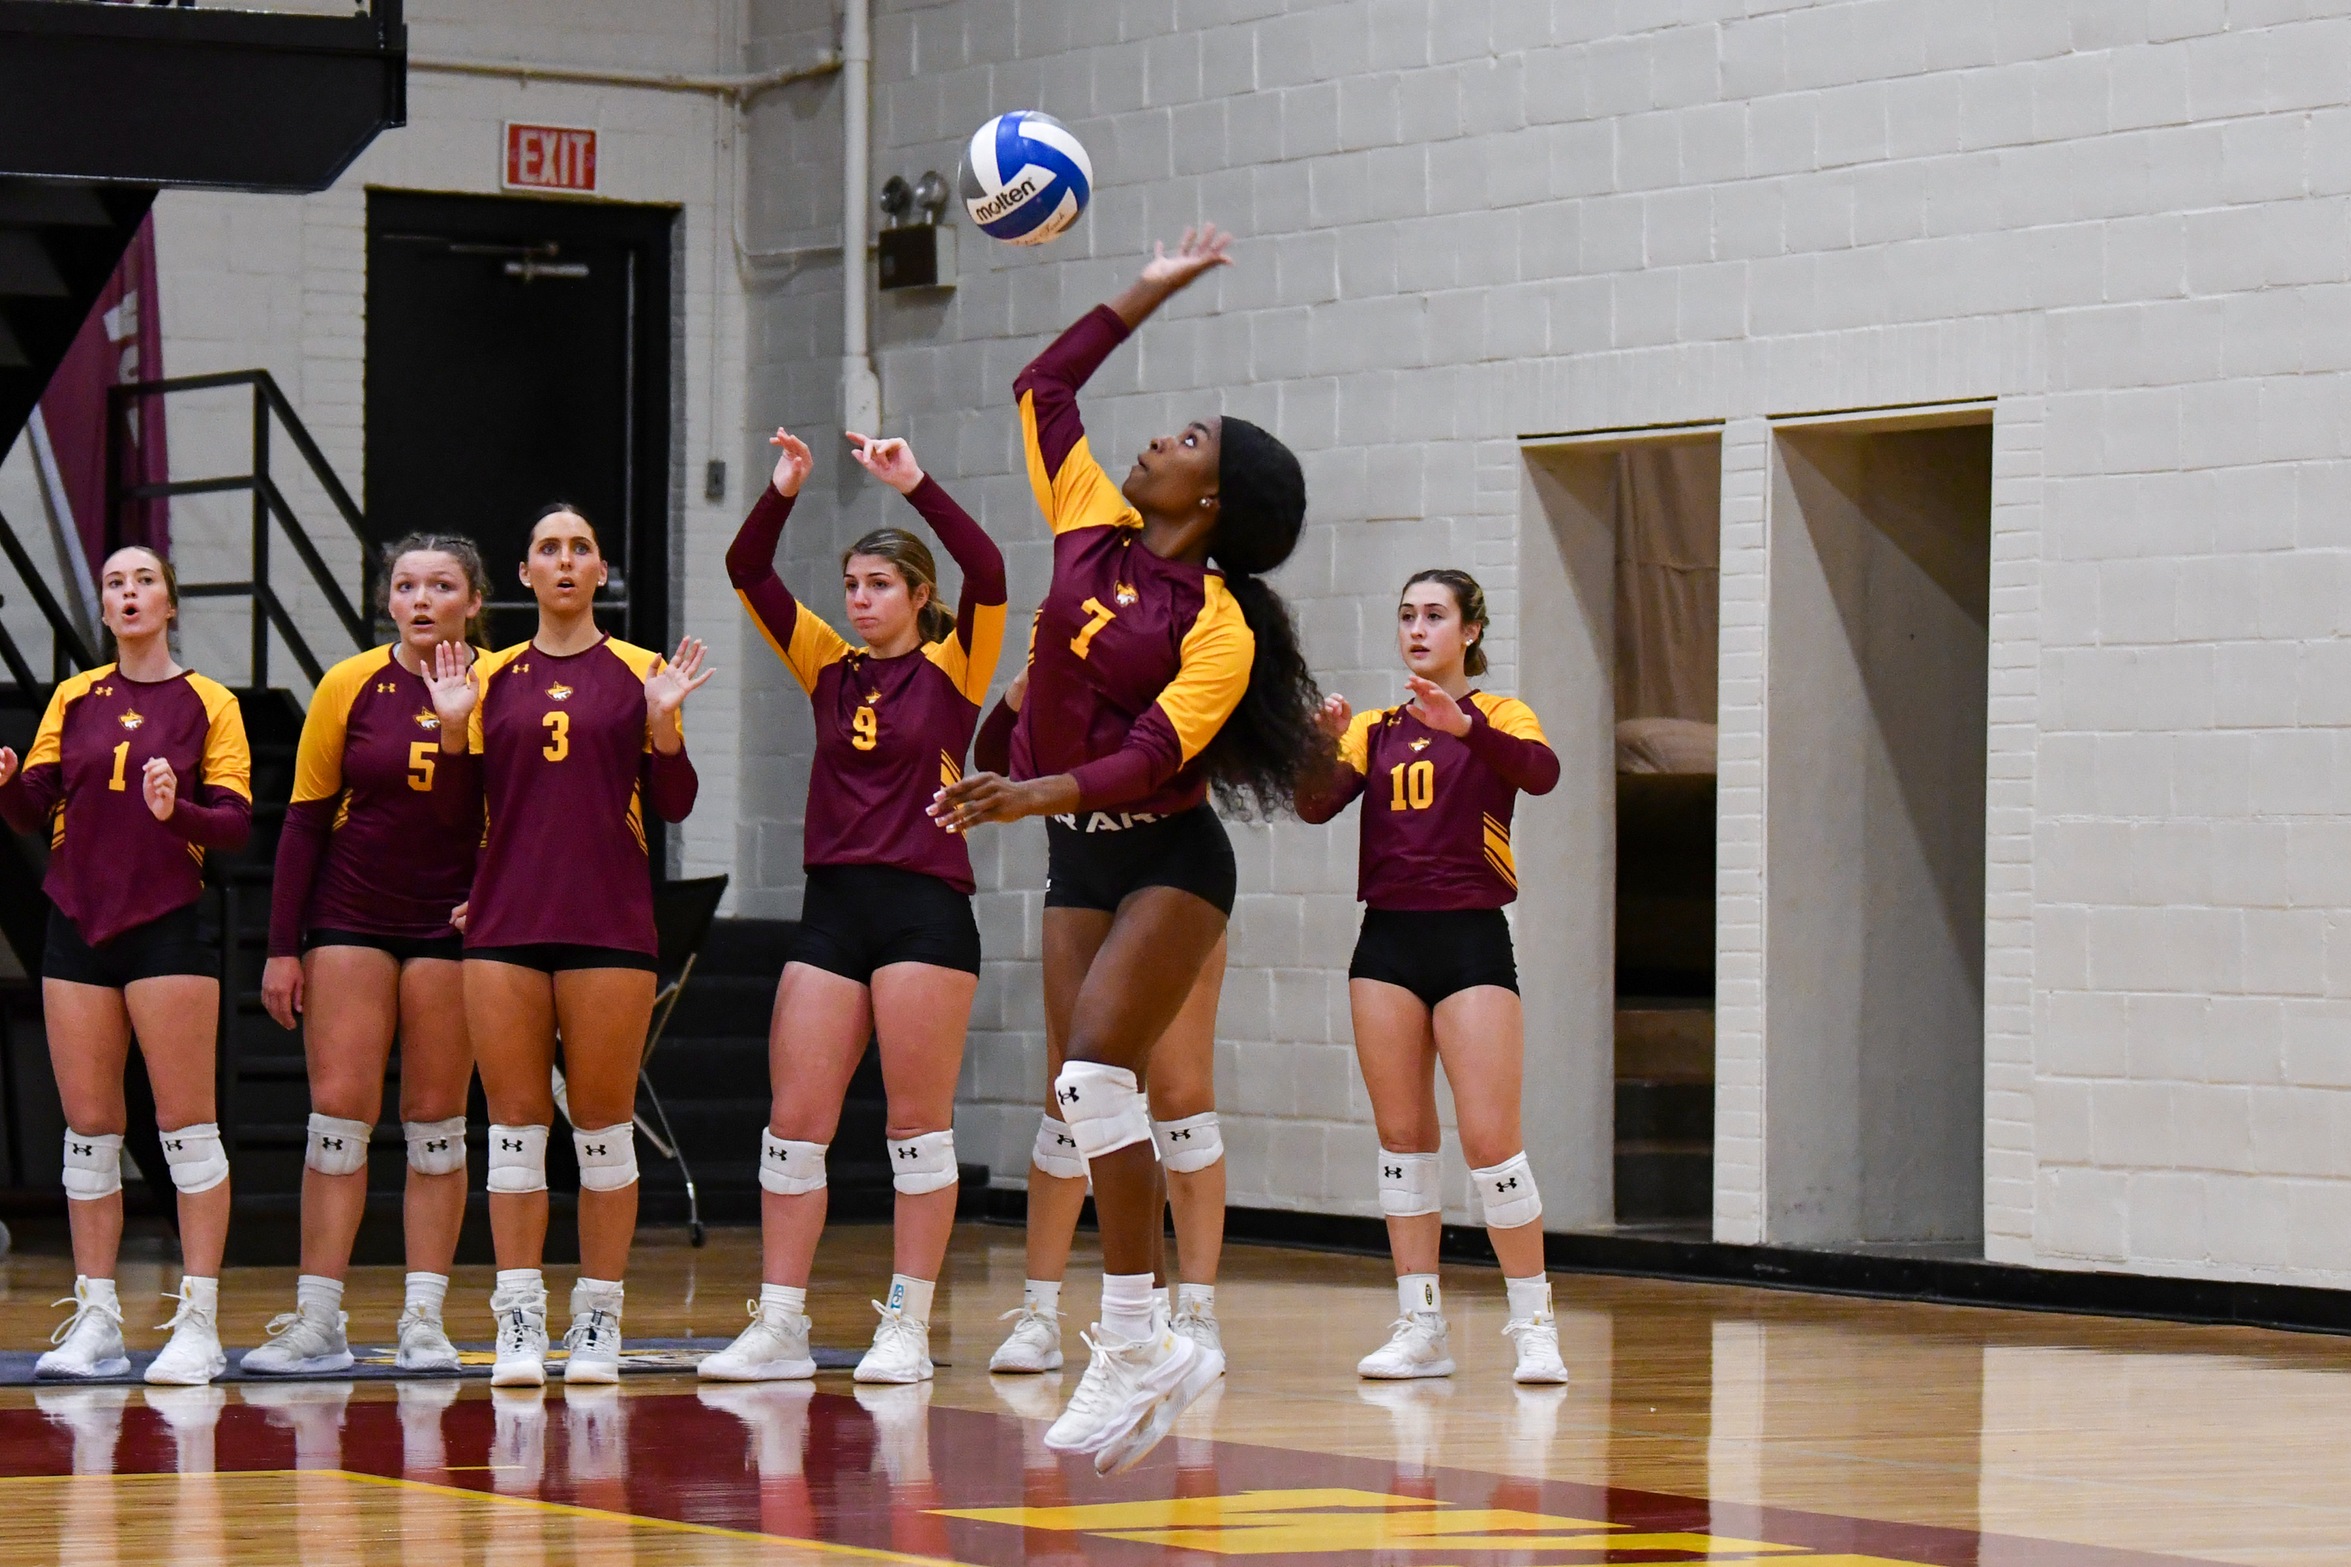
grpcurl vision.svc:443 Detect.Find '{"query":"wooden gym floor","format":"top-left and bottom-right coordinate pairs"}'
top-left (0, 1221), bottom-right (2344, 1565)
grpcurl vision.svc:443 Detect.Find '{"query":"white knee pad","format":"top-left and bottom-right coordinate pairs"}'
top-left (1031, 1114), bottom-right (1085, 1181)
top-left (759, 1131), bottom-right (827, 1196)
top-left (486, 1123), bottom-right (549, 1194)
top-left (160, 1122), bottom-right (228, 1195)
top-left (405, 1116), bottom-right (467, 1176)
top-left (887, 1129), bottom-right (958, 1195)
top-left (1378, 1148), bottom-right (1441, 1217)
top-left (61, 1129), bottom-right (123, 1200)
top-left (1053, 1061), bottom-right (1154, 1162)
top-left (304, 1113), bottom-right (372, 1177)
top-left (1153, 1112), bottom-right (1224, 1174)
top-left (572, 1124), bottom-right (638, 1192)
top-left (1473, 1151), bottom-right (1542, 1230)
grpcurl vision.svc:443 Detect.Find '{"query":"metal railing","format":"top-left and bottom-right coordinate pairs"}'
top-left (0, 502), bottom-right (98, 696)
top-left (108, 369), bottom-right (371, 688)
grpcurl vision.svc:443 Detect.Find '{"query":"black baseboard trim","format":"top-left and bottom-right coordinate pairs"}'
top-left (974, 1187), bottom-right (2351, 1338)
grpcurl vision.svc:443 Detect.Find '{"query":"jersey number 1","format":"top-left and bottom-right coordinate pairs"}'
top-left (543, 711), bottom-right (570, 762)
top-left (1389, 759), bottom-right (1434, 811)
top-left (1069, 596), bottom-right (1117, 659)
top-left (109, 740), bottom-right (129, 792)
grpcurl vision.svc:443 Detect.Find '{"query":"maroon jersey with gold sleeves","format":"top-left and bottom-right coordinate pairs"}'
top-left (0, 664), bottom-right (251, 945)
top-left (1009, 306), bottom-right (1253, 817)
top-left (463, 636), bottom-right (697, 957)
top-left (267, 644), bottom-right (479, 955)
top-left (728, 477), bottom-right (1005, 893)
top-left (1305, 693), bottom-right (1559, 911)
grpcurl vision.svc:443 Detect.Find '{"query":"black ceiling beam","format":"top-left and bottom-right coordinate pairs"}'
top-left (0, 0), bottom-right (406, 193)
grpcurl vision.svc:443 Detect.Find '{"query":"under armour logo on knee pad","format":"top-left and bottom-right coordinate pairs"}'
top-left (70, 1141), bottom-right (92, 1157)
top-left (500, 1136), bottom-right (525, 1152)
top-left (583, 1142), bottom-right (608, 1158)
top-left (895, 1145), bottom-right (918, 1160)
top-left (318, 1136), bottom-right (346, 1150)
top-left (1168, 1128), bottom-right (1193, 1142)
top-left (1383, 1164), bottom-right (1403, 1180)
top-left (1493, 1177), bottom-right (1518, 1192)
top-left (1058, 1086), bottom-right (1080, 1105)
top-left (425, 1138), bottom-right (450, 1152)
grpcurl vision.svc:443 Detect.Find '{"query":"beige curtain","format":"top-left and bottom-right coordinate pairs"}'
top-left (1613, 444), bottom-right (1720, 724)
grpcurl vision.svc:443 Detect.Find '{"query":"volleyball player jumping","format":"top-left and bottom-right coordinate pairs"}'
top-left (0, 547), bottom-right (251, 1385)
top-left (933, 225), bottom-right (1323, 1472)
top-left (245, 536), bottom-right (490, 1375)
top-left (452, 505), bottom-right (711, 1386)
top-left (975, 671), bottom-right (1234, 1376)
top-left (1297, 569), bottom-right (1569, 1384)
top-left (699, 426), bottom-right (1004, 1386)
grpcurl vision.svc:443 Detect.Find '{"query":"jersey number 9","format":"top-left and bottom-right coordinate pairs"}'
top-left (407, 740), bottom-right (437, 792)
top-left (543, 710), bottom-right (570, 762)
top-left (852, 705), bottom-right (879, 751)
top-left (1388, 759), bottom-right (1435, 811)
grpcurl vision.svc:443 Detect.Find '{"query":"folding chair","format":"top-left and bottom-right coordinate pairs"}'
top-left (552, 874), bottom-right (730, 1246)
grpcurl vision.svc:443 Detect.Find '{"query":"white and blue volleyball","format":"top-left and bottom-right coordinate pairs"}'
top-left (960, 111), bottom-right (1093, 246)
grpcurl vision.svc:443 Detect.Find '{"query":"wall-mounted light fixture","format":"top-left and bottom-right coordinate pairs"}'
top-left (878, 170), bottom-right (955, 292)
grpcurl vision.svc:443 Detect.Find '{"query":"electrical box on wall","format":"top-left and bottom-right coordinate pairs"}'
top-left (878, 224), bottom-right (955, 291)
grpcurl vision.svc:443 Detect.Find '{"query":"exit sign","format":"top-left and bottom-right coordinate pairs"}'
top-left (503, 123), bottom-right (598, 192)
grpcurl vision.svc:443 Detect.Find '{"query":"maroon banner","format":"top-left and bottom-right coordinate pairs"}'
top-left (36, 211), bottom-right (168, 581)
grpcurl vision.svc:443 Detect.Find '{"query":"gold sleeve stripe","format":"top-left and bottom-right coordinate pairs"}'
top-left (1153, 575), bottom-right (1256, 767)
top-left (290, 646), bottom-right (386, 805)
top-left (741, 591), bottom-right (851, 697)
top-left (1481, 813), bottom-right (1518, 890)
top-left (467, 642), bottom-right (530, 755)
top-left (938, 750), bottom-right (963, 789)
top-left (1020, 390), bottom-right (1141, 538)
top-left (27, 665), bottom-right (104, 770)
top-left (1339, 706), bottom-right (1385, 775)
top-left (923, 599), bottom-right (1008, 707)
top-left (1470, 691), bottom-right (1550, 745)
top-left (189, 673), bottom-right (253, 802)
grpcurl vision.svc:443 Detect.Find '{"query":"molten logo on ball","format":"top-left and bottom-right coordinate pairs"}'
top-left (960, 110), bottom-right (1093, 247)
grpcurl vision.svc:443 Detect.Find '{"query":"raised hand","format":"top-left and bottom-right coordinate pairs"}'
top-left (1139, 223), bottom-right (1234, 290)
top-left (424, 638), bottom-right (479, 747)
top-left (1314, 693), bottom-right (1353, 742)
top-left (261, 956), bottom-right (304, 1030)
top-left (141, 756), bottom-right (178, 821)
top-left (847, 432), bottom-right (924, 495)
top-left (0, 746), bottom-right (16, 790)
top-left (770, 428), bottom-right (814, 498)
top-left (1404, 675), bottom-right (1470, 738)
top-left (646, 636), bottom-right (716, 754)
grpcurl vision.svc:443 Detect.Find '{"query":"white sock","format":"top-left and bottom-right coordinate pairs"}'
top-left (1176, 1282), bottom-right (1216, 1316)
top-left (761, 1282), bottom-right (808, 1319)
top-left (296, 1274), bottom-right (344, 1320)
top-left (1398, 1273), bottom-right (1441, 1318)
top-left (1023, 1278), bottom-right (1061, 1317)
top-left (182, 1276), bottom-right (219, 1314)
top-left (77, 1275), bottom-right (119, 1310)
top-left (1505, 1273), bottom-right (1553, 1323)
top-left (1100, 1272), bottom-right (1156, 1343)
top-left (496, 1267), bottom-right (544, 1297)
top-left (885, 1274), bottom-right (935, 1323)
top-left (574, 1275), bottom-right (624, 1313)
top-left (404, 1271), bottom-right (449, 1318)
top-left (1151, 1284), bottom-right (1171, 1323)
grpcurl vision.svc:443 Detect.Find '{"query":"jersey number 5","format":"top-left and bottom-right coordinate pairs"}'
top-left (1389, 759), bottom-right (1435, 811)
top-left (407, 740), bottom-right (437, 792)
top-left (852, 705), bottom-right (878, 751)
top-left (543, 710), bottom-right (570, 762)
top-left (1069, 596), bottom-right (1117, 659)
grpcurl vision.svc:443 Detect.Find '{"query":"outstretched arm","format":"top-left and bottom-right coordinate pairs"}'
top-left (732, 429), bottom-right (850, 693)
top-left (848, 433), bottom-right (1008, 701)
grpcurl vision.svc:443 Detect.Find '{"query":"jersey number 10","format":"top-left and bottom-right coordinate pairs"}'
top-left (1388, 759), bottom-right (1435, 811)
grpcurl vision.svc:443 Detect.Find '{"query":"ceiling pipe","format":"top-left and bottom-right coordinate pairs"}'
top-left (410, 51), bottom-right (841, 105)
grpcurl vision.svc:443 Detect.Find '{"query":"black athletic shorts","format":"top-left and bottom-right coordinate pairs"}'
top-left (464, 943), bottom-right (658, 974)
top-left (1045, 805), bottom-right (1236, 917)
top-left (1348, 907), bottom-right (1519, 1008)
top-left (794, 864), bottom-right (981, 982)
top-left (304, 928), bottom-right (464, 963)
top-left (43, 902), bottom-right (215, 989)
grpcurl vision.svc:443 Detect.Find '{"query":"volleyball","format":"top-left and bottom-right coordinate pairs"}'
top-left (959, 110), bottom-right (1093, 246)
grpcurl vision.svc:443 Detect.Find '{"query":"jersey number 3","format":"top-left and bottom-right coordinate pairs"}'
top-left (543, 710), bottom-right (570, 762)
top-left (1069, 596), bottom-right (1117, 659)
top-left (852, 705), bottom-right (878, 751)
top-left (1389, 759), bottom-right (1435, 811)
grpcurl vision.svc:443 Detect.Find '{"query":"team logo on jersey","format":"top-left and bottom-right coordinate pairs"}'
top-left (1113, 582), bottom-right (1138, 606)
top-left (545, 683), bottom-right (573, 702)
top-left (375, 679), bottom-right (400, 695)
top-left (866, 689), bottom-right (882, 703)
top-left (413, 707), bottom-right (441, 731)
top-left (1409, 738), bottom-right (1430, 752)
top-left (118, 709), bottom-right (145, 731)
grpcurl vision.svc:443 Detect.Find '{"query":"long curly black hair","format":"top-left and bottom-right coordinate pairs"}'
top-left (1199, 417), bottom-right (1323, 818)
